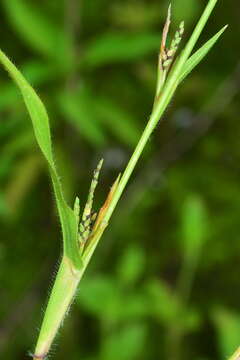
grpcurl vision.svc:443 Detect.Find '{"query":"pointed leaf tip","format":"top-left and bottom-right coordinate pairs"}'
top-left (98, 158), bottom-right (104, 169)
top-left (168, 3), bottom-right (172, 15)
top-left (178, 25), bottom-right (228, 84)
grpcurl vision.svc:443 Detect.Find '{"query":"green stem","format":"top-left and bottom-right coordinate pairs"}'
top-left (33, 0), bottom-right (220, 357)
top-left (33, 243), bottom-right (101, 359)
top-left (33, 257), bottom-right (84, 359)
top-left (228, 347), bottom-right (240, 360)
top-left (103, 0), bottom-right (218, 224)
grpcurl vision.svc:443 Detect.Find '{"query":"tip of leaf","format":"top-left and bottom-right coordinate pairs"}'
top-left (180, 21), bottom-right (185, 28)
top-left (97, 158), bottom-right (104, 169)
top-left (94, 159), bottom-right (104, 176)
top-left (74, 196), bottom-right (80, 204)
top-left (218, 24), bottom-right (228, 35)
top-left (167, 4), bottom-right (172, 23)
top-left (216, 24), bottom-right (229, 38)
top-left (178, 23), bottom-right (229, 84)
top-left (112, 173), bottom-right (121, 192)
top-left (73, 196), bottom-right (80, 216)
top-left (168, 3), bottom-right (172, 15)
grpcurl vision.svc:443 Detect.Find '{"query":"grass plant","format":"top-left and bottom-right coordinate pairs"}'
top-left (0, 0), bottom-right (233, 359)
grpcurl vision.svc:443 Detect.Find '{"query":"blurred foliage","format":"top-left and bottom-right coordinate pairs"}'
top-left (0, 0), bottom-right (239, 359)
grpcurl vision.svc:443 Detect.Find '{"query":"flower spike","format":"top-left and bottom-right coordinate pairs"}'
top-left (79, 159), bottom-right (103, 246)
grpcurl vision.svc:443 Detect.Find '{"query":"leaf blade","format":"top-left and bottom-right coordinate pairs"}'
top-left (82, 31), bottom-right (160, 67)
top-left (0, 48), bottom-right (82, 268)
top-left (178, 25), bottom-right (228, 83)
top-left (2, 0), bottom-right (71, 64)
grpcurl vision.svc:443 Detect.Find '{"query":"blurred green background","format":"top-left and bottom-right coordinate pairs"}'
top-left (0, 0), bottom-right (239, 359)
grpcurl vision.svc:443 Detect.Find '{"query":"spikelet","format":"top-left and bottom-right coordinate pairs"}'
top-left (162, 21), bottom-right (185, 71)
top-left (73, 196), bottom-right (80, 225)
top-left (79, 159), bottom-right (103, 245)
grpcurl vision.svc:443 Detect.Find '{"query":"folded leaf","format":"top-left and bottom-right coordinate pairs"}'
top-left (178, 25), bottom-right (228, 83)
top-left (0, 48), bottom-right (82, 268)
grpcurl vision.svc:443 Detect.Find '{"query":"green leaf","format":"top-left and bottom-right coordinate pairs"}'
top-left (0, 192), bottom-right (8, 218)
top-left (2, 0), bottom-right (71, 64)
top-left (77, 275), bottom-right (147, 322)
top-left (5, 154), bottom-right (43, 215)
top-left (94, 97), bottom-right (141, 147)
top-left (77, 275), bottom-right (120, 317)
top-left (0, 48), bottom-right (82, 268)
top-left (212, 307), bottom-right (240, 360)
top-left (146, 279), bottom-right (179, 324)
top-left (147, 280), bottom-right (200, 330)
top-left (178, 25), bottom-right (228, 83)
top-left (82, 32), bottom-right (160, 67)
top-left (57, 89), bottom-right (107, 147)
top-left (181, 195), bottom-right (207, 261)
top-left (117, 245), bottom-right (145, 286)
top-left (101, 323), bottom-right (147, 360)
top-left (0, 61), bottom-right (59, 111)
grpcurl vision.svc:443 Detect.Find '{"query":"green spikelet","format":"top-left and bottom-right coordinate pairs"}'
top-left (155, 4), bottom-right (172, 99)
top-left (73, 196), bottom-right (80, 225)
top-left (155, 8), bottom-right (185, 104)
top-left (79, 159), bottom-right (103, 246)
top-left (160, 4), bottom-right (172, 71)
top-left (170, 21), bottom-right (184, 52)
top-left (162, 21), bottom-right (185, 71)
